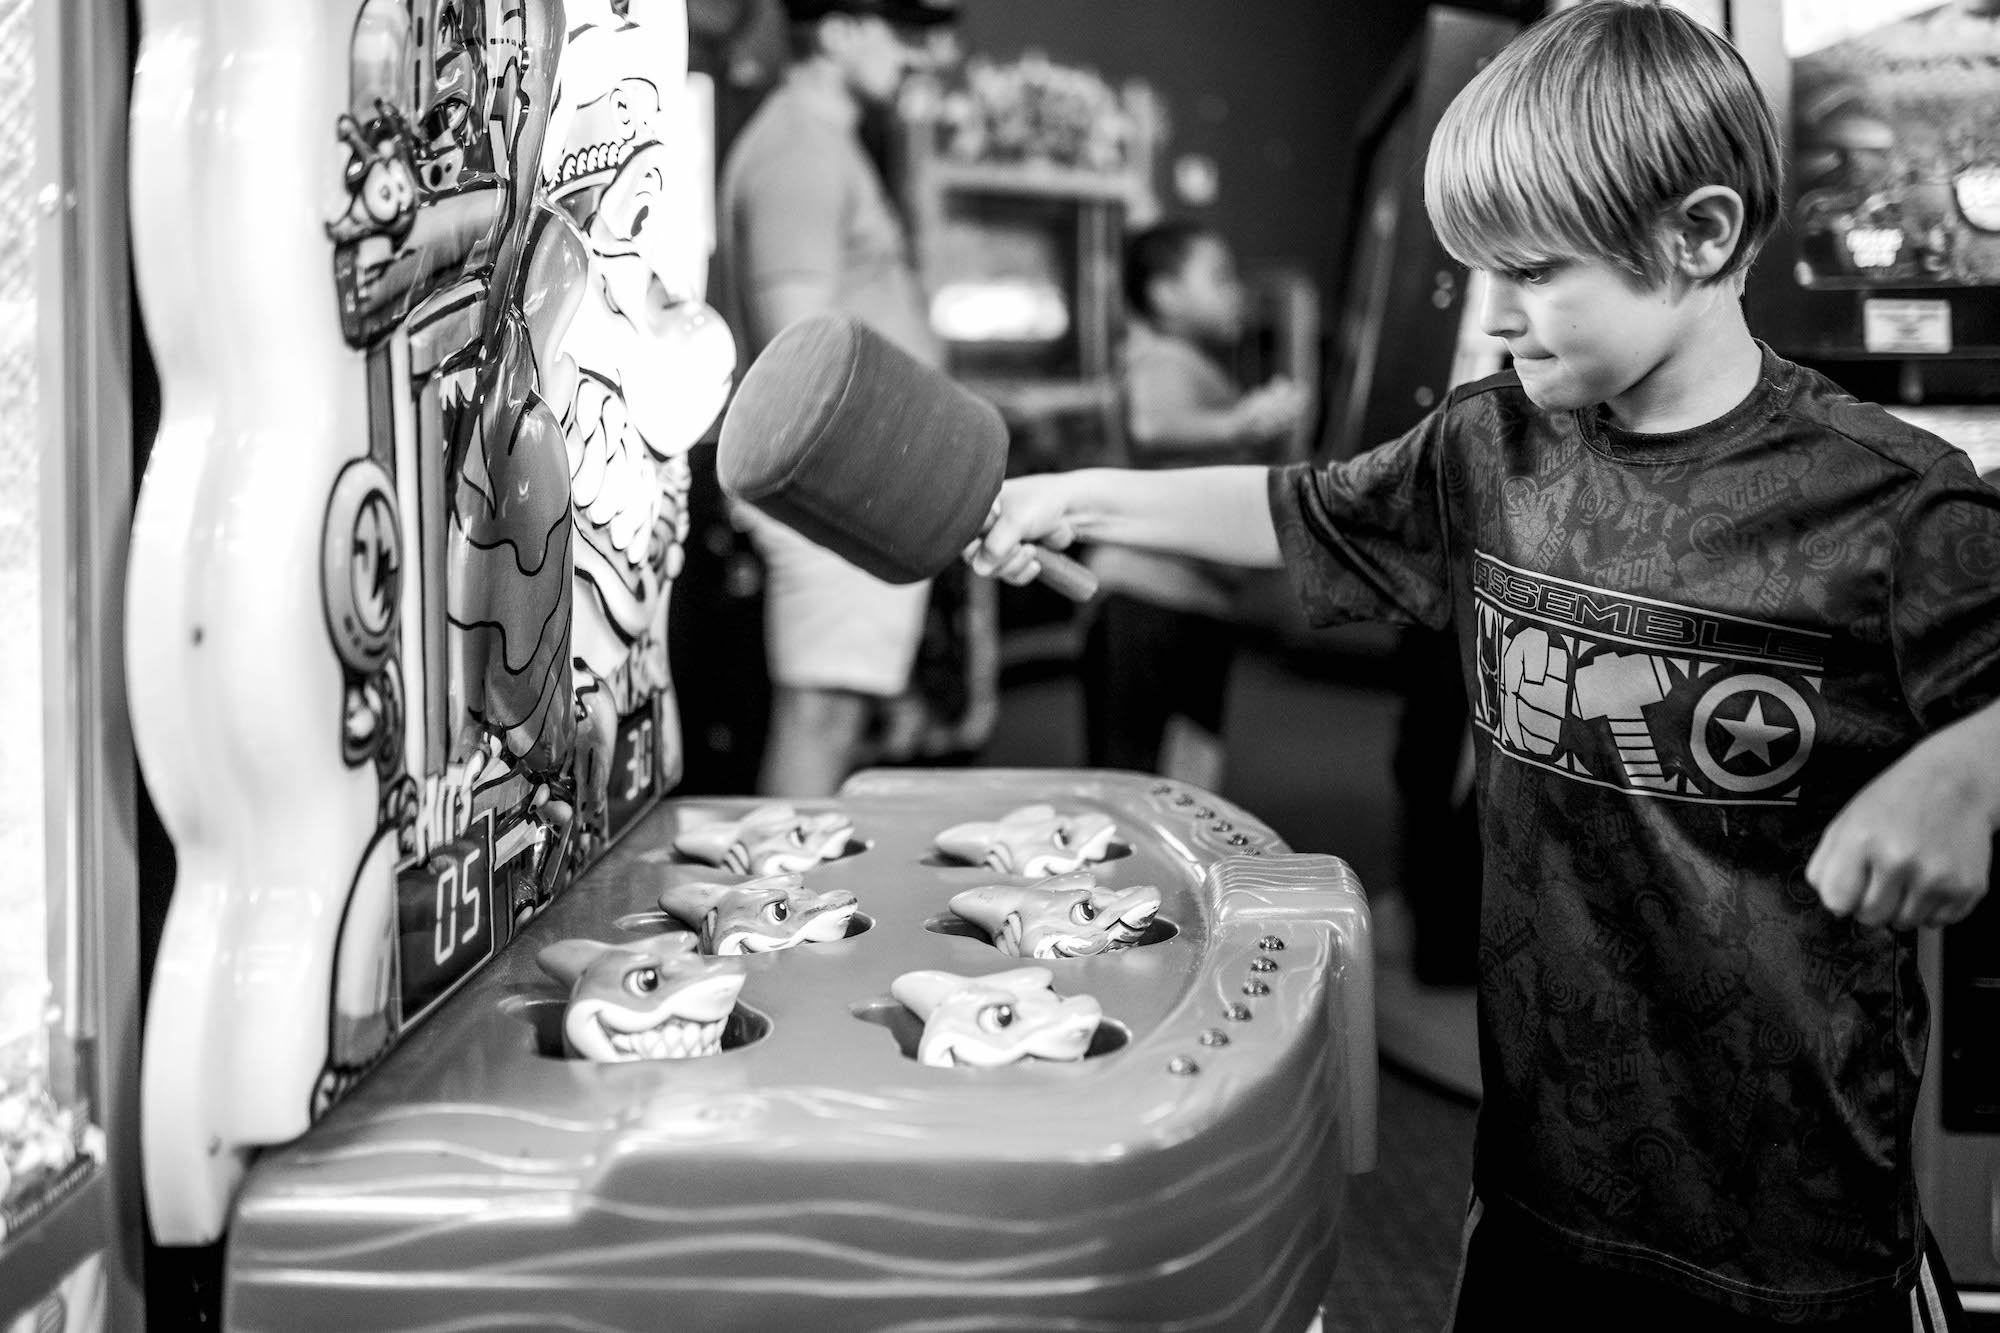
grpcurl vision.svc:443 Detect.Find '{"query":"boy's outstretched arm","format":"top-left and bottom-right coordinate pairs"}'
top-left (1809, 697), bottom-right (2000, 930)
top-left (965, 465), bottom-right (1280, 585)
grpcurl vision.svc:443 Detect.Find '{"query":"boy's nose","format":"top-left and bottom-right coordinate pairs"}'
top-left (1477, 277), bottom-right (1525, 340)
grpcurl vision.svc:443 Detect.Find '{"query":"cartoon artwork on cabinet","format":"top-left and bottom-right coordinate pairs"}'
top-left (315, 0), bottom-right (581, 1115)
top-left (538, 0), bottom-right (735, 853)
top-left (311, 0), bottom-right (731, 1115)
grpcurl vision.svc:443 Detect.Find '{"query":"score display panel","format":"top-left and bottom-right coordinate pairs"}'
top-left (397, 810), bottom-right (500, 1026)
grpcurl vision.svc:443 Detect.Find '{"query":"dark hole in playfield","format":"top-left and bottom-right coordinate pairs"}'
top-left (847, 997), bottom-right (1131, 1063)
top-left (919, 841), bottom-right (1134, 870)
top-left (922, 913), bottom-right (1178, 950)
top-left (518, 996), bottom-right (772, 1061)
top-left (612, 910), bottom-right (875, 943)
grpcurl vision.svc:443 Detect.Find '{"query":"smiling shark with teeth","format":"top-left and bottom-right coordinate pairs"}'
top-left (932, 804), bottom-right (1118, 877)
top-left (673, 804), bottom-right (857, 875)
top-left (889, 968), bottom-right (1104, 1069)
top-left (947, 871), bottom-right (1163, 959)
top-left (535, 932), bottom-right (746, 1062)
top-left (657, 872), bottom-right (861, 955)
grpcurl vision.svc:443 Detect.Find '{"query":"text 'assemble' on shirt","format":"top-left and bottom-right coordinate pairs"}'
top-left (1469, 551), bottom-right (1830, 806)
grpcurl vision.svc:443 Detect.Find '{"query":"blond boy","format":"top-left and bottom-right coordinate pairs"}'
top-left (971, 3), bottom-right (2000, 1325)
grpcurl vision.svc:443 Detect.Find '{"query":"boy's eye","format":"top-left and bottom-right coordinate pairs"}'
top-left (1509, 266), bottom-right (1552, 285)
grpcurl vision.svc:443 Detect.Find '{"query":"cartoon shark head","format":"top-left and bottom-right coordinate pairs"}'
top-left (947, 871), bottom-right (1162, 959)
top-left (674, 804), bottom-right (858, 875)
top-left (889, 967), bottom-right (1104, 1069)
top-left (536, 931), bottom-right (745, 1061)
top-left (658, 872), bottom-right (861, 954)
top-left (933, 804), bottom-right (1118, 877)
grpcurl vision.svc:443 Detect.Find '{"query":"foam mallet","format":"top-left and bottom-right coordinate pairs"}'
top-left (718, 314), bottom-right (1097, 601)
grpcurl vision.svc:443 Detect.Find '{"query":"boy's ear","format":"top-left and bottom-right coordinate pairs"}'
top-left (1667, 185), bottom-right (1746, 283)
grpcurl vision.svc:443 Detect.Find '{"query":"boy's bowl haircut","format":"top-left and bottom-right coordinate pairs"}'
top-left (1423, 0), bottom-right (1782, 288)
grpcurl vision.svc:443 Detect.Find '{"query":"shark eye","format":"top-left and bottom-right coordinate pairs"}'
top-left (1051, 824), bottom-right (1071, 849)
top-left (1071, 900), bottom-right (1098, 924)
top-left (763, 900), bottom-right (790, 923)
top-left (626, 967), bottom-right (661, 997)
top-left (978, 1003), bottom-right (1016, 1034)
top-left (787, 827), bottom-right (806, 846)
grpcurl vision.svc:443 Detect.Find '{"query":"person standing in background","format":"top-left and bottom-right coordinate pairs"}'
top-left (1085, 221), bottom-right (1306, 784)
top-left (715, 0), bottom-right (957, 797)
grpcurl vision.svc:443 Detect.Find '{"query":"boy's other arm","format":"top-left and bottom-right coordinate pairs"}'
top-left (1809, 457), bottom-right (2000, 931)
top-left (1809, 698), bottom-right (2000, 930)
top-left (1128, 377), bottom-right (1308, 467)
top-left (966, 465), bottom-right (1280, 584)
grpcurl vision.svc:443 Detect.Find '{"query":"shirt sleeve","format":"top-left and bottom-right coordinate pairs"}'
top-left (1124, 341), bottom-right (1239, 453)
top-left (731, 141), bottom-right (846, 342)
top-left (1891, 453), bottom-right (2000, 729)
top-left (1267, 405), bottom-right (1454, 632)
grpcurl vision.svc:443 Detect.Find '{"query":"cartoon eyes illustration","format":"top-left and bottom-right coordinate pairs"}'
top-left (362, 162), bottom-right (416, 224)
top-left (978, 1004), bottom-right (1016, 1034)
top-left (626, 967), bottom-right (662, 997)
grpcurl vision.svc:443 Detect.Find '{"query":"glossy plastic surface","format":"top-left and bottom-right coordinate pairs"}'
top-left (226, 770), bottom-right (1374, 1332)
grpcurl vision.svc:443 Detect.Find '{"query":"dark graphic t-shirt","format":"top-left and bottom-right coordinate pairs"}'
top-left (1269, 347), bottom-right (2000, 1320)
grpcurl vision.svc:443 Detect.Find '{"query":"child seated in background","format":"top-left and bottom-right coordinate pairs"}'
top-left (972, 3), bottom-right (2000, 1326)
top-left (1084, 221), bottom-right (1306, 785)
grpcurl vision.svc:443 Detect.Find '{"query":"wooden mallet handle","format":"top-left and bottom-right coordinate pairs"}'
top-left (1025, 546), bottom-right (1098, 601)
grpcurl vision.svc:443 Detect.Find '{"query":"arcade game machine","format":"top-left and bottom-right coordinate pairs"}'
top-left (122, 1), bottom-right (1377, 1328)
top-left (1303, 4), bottom-right (1519, 1097)
top-left (1735, 0), bottom-right (2000, 1311)
top-left (1318, 5), bottom-right (1518, 467)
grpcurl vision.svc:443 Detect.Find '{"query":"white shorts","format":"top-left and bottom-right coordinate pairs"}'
top-left (737, 503), bottom-right (929, 697)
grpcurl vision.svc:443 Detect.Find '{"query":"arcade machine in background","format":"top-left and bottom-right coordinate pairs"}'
top-left (1291, 4), bottom-right (1520, 1100)
top-left (1733, 0), bottom-right (2000, 1314)
top-left (896, 58), bottom-right (1162, 674)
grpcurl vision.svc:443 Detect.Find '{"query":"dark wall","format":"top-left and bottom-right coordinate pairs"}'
top-left (956, 0), bottom-right (1539, 300)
